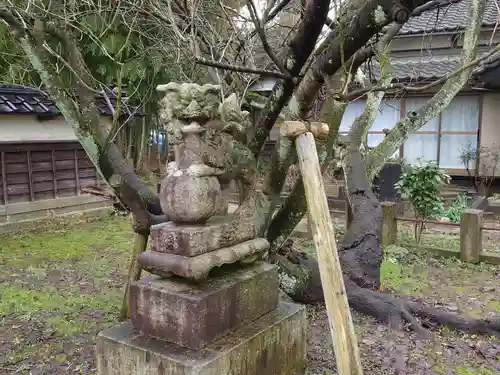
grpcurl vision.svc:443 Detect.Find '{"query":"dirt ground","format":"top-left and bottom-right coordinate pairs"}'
top-left (0, 215), bottom-right (499, 375)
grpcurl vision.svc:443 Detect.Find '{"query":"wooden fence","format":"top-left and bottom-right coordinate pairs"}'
top-left (380, 202), bottom-right (500, 265)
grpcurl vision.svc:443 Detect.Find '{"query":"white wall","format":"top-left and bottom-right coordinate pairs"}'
top-left (480, 93), bottom-right (500, 150)
top-left (0, 114), bottom-right (113, 142)
top-left (479, 93), bottom-right (500, 176)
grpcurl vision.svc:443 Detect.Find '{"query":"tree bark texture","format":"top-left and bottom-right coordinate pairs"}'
top-left (278, 144), bottom-right (500, 336)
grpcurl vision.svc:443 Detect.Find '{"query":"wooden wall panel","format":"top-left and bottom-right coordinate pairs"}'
top-left (0, 141), bottom-right (101, 205)
top-left (4, 152), bottom-right (27, 164)
top-left (78, 168), bottom-right (97, 178)
top-left (0, 153), bottom-right (4, 205)
top-left (34, 191), bottom-right (54, 201)
top-left (55, 169), bottom-right (76, 180)
top-left (58, 188), bottom-right (77, 197)
top-left (54, 150), bottom-right (75, 161)
top-left (77, 159), bottom-right (94, 168)
top-left (80, 178), bottom-right (97, 188)
top-left (8, 193), bottom-right (30, 204)
top-left (31, 151), bottom-right (53, 162)
top-left (32, 171), bottom-right (54, 183)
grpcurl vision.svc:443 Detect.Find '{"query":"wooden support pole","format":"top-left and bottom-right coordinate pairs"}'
top-left (287, 122), bottom-right (363, 375)
top-left (381, 202), bottom-right (397, 247)
top-left (460, 209), bottom-right (483, 263)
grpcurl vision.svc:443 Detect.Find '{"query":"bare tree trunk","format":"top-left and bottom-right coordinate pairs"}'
top-left (126, 123), bottom-right (133, 161)
top-left (136, 116), bottom-right (149, 173)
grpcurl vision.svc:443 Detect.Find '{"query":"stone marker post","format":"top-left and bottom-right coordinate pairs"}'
top-left (460, 208), bottom-right (483, 263)
top-left (381, 202), bottom-right (398, 247)
top-left (95, 83), bottom-right (307, 375)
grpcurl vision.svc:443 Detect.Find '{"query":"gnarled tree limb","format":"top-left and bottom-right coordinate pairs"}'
top-left (293, 0), bottom-right (457, 119)
top-left (248, 0), bottom-right (331, 157)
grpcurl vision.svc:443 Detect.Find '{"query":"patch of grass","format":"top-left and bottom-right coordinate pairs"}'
top-left (46, 314), bottom-right (99, 336)
top-left (431, 363), bottom-right (496, 375)
top-left (431, 366), bottom-right (447, 375)
top-left (0, 215), bottom-right (130, 343)
top-left (380, 258), bottom-right (429, 294)
top-left (380, 259), bottom-right (403, 285)
top-left (486, 300), bottom-right (500, 312)
top-left (0, 286), bottom-right (119, 317)
top-left (454, 365), bottom-right (496, 375)
top-left (0, 216), bottom-right (132, 268)
top-left (397, 225), bottom-right (461, 249)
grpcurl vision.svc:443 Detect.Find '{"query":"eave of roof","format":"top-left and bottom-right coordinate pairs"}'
top-left (400, 0), bottom-right (499, 36)
top-left (0, 84), bottom-right (142, 117)
top-left (363, 48), bottom-right (500, 83)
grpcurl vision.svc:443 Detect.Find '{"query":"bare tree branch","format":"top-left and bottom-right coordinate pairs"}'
top-left (294, 0), bottom-right (460, 118)
top-left (195, 56), bottom-right (292, 79)
top-left (246, 0), bottom-right (289, 75)
top-left (248, 0), bottom-right (332, 157)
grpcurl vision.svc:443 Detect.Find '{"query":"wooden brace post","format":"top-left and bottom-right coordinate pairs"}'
top-left (282, 121), bottom-right (363, 375)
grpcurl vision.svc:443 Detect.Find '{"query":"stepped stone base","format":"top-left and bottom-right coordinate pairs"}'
top-left (138, 238), bottom-right (269, 281)
top-left (130, 262), bottom-right (279, 349)
top-left (96, 302), bottom-right (308, 375)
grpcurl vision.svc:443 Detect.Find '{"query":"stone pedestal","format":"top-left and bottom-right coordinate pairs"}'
top-left (97, 302), bottom-right (307, 375)
top-left (130, 262), bottom-right (279, 349)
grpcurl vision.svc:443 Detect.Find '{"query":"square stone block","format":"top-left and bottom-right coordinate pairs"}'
top-left (97, 302), bottom-right (308, 375)
top-left (130, 262), bottom-right (279, 349)
top-left (150, 216), bottom-right (258, 257)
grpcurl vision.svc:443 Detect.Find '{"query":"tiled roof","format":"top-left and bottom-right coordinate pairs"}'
top-left (364, 55), bottom-right (461, 82)
top-left (364, 49), bottom-right (500, 82)
top-left (0, 84), bottom-right (138, 116)
top-left (400, 0), bottom-right (500, 35)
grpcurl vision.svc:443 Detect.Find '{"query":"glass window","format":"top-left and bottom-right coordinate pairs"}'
top-left (441, 96), bottom-right (479, 132)
top-left (439, 134), bottom-right (478, 169)
top-left (403, 134), bottom-right (439, 165)
top-left (370, 99), bottom-right (401, 131)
